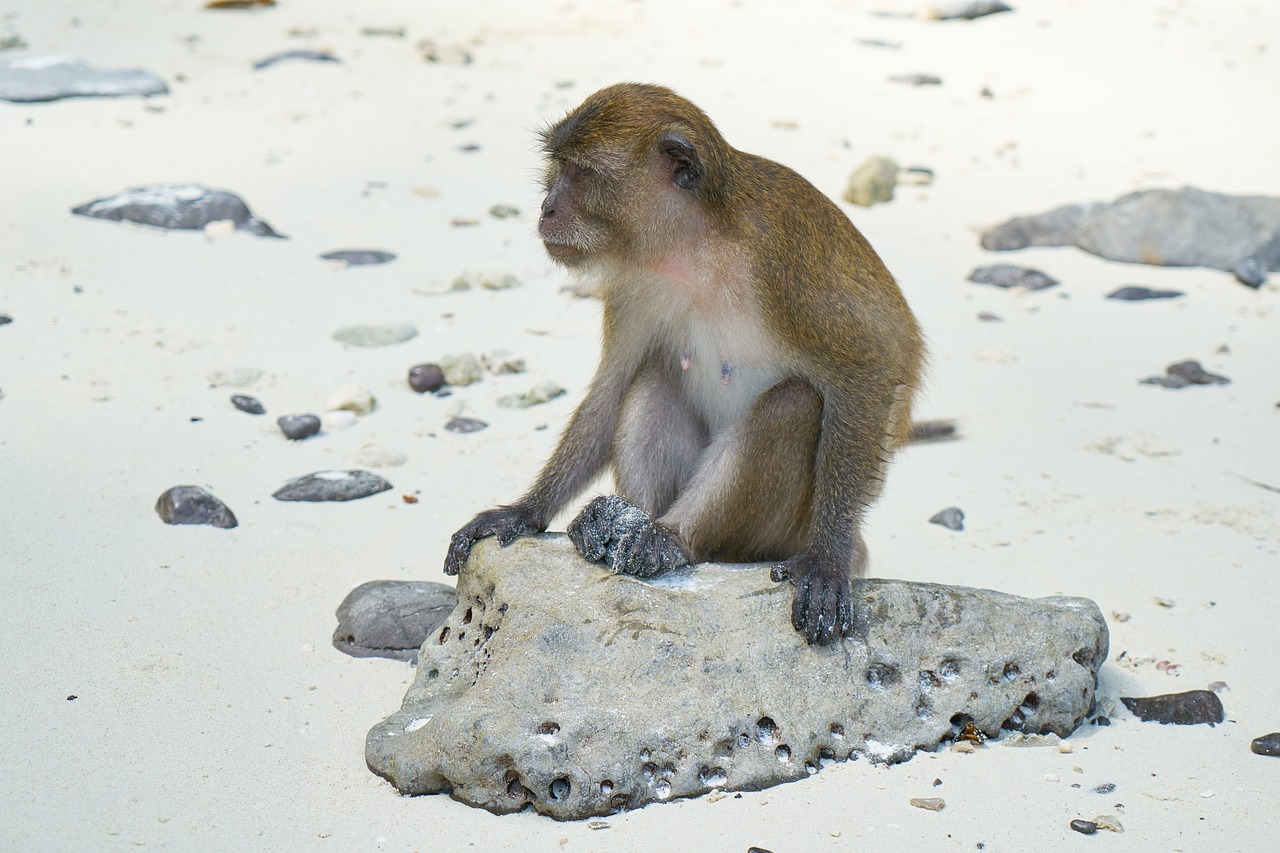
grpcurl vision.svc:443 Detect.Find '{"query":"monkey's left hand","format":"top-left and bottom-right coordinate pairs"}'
top-left (772, 555), bottom-right (855, 646)
top-left (444, 505), bottom-right (544, 576)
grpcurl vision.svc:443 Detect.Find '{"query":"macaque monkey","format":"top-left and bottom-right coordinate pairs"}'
top-left (445, 83), bottom-right (926, 646)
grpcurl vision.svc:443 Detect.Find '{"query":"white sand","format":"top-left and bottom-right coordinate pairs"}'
top-left (4, 0), bottom-right (1278, 849)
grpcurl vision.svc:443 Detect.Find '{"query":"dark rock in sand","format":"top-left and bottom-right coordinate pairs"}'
top-left (272, 469), bottom-right (393, 502)
top-left (155, 485), bottom-right (238, 529)
top-left (320, 249), bottom-right (397, 266)
top-left (277, 413), bottom-right (321, 440)
top-left (1120, 690), bottom-right (1224, 725)
top-left (408, 363), bottom-right (446, 393)
top-left (1233, 256), bottom-right (1267, 288)
top-left (231, 394), bottom-right (265, 415)
top-left (253, 50), bottom-right (340, 71)
top-left (1251, 733), bottom-right (1280, 756)
top-left (0, 314), bottom-right (11, 326)
top-left (968, 264), bottom-right (1058, 291)
top-left (1106, 286), bottom-right (1183, 301)
top-left (71, 184), bottom-right (283, 238)
top-left (366, 536), bottom-right (1107, 819)
top-left (889, 73), bottom-right (942, 86)
top-left (929, 507), bottom-right (965, 531)
top-left (1140, 360), bottom-right (1230, 389)
top-left (982, 188), bottom-right (1280, 273)
top-left (0, 55), bottom-right (168, 103)
top-left (1069, 819), bottom-right (1098, 836)
top-left (445, 416), bottom-right (488, 434)
top-left (922, 1), bottom-right (1013, 20)
top-left (333, 580), bottom-right (458, 663)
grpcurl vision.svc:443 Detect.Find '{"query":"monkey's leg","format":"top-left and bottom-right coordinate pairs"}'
top-left (660, 377), bottom-right (823, 563)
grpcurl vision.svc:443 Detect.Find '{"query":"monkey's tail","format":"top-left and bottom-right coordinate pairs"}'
top-left (907, 419), bottom-right (959, 444)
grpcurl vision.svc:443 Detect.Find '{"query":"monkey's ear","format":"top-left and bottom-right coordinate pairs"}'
top-left (660, 131), bottom-right (703, 191)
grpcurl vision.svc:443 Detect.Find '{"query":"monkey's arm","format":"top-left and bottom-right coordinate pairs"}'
top-left (443, 364), bottom-right (630, 575)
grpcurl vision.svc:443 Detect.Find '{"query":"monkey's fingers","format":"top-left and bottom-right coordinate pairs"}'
top-left (443, 530), bottom-right (476, 576)
top-left (567, 503), bottom-right (610, 562)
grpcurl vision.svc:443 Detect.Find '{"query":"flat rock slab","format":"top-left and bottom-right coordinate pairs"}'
top-left (366, 536), bottom-right (1108, 820)
top-left (334, 581), bottom-right (457, 663)
top-left (981, 187), bottom-right (1280, 272)
top-left (72, 184), bottom-right (283, 238)
top-left (0, 55), bottom-right (167, 103)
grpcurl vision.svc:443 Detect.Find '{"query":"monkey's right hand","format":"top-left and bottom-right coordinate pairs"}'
top-left (444, 505), bottom-right (544, 576)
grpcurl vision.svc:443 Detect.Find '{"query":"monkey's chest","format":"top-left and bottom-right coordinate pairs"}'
top-left (671, 317), bottom-right (787, 435)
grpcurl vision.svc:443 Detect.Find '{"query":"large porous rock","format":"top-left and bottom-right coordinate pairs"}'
top-left (366, 536), bottom-right (1108, 820)
top-left (982, 188), bottom-right (1280, 272)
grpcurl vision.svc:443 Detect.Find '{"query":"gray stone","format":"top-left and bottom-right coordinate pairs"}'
top-left (441, 353), bottom-right (484, 386)
top-left (155, 485), bottom-right (237, 529)
top-left (1120, 690), bottom-right (1224, 725)
top-left (277, 413), bottom-right (321, 440)
top-left (982, 188), bottom-right (1280, 272)
top-left (1251, 732), bottom-right (1280, 756)
top-left (967, 264), bottom-right (1058, 291)
top-left (843, 156), bottom-right (900, 207)
top-left (366, 536), bottom-right (1107, 819)
top-left (253, 50), bottom-right (340, 71)
top-left (320, 249), bottom-right (396, 266)
top-left (334, 580), bottom-right (457, 663)
top-left (72, 184), bottom-right (282, 237)
top-left (496, 381), bottom-right (566, 409)
top-left (1140, 360), bottom-right (1230, 389)
top-left (230, 394), bottom-right (265, 415)
top-left (444, 416), bottom-right (488, 434)
top-left (920, 1), bottom-right (1013, 21)
top-left (332, 323), bottom-right (418, 347)
top-left (272, 469), bottom-right (392, 502)
top-left (1106, 286), bottom-right (1183, 301)
top-left (1233, 256), bottom-right (1267, 288)
top-left (888, 74), bottom-right (942, 86)
top-left (929, 507), bottom-right (965, 531)
top-left (408, 363), bottom-right (446, 393)
top-left (0, 55), bottom-right (167, 103)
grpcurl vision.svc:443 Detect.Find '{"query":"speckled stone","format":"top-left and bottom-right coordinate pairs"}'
top-left (272, 469), bottom-right (392, 502)
top-left (155, 485), bottom-right (237, 528)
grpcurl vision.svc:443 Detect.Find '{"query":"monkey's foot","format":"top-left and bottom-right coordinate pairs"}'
top-left (444, 505), bottom-right (544, 576)
top-left (773, 555), bottom-right (855, 646)
top-left (567, 495), bottom-right (690, 578)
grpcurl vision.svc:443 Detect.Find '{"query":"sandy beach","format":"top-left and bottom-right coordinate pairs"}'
top-left (3, 0), bottom-right (1279, 849)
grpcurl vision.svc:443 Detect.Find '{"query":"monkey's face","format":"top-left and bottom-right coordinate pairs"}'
top-left (537, 157), bottom-right (621, 267)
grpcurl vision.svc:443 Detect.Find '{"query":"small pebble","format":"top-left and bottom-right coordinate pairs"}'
top-left (1120, 690), bottom-right (1224, 725)
top-left (1106, 285), bottom-right (1183, 301)
top-left (0, 313), bottom-right (12, 326)
top-left (497, 381), bottom-right (567, 409)
top-left (320, 249), bottom-right (396, 267)
top-left (326, 384), bottom-right (377, 416)
top-left (482, 350), bottom-right (526, 374)
top-left (272, 469), bottom-right (393, 502)
top-left (909, 797), bottom-right (945, 811)
top-left (230, 394), bottom-right (265, 414)
top-left (968, 264), bottom-right (1059, 291)
top-left (1069, 820), bottom-right (1098, 836)
top-left (929, 506), bottom-right (964, 531)
top-left (1251, 732), bottom-right (1280, 756)
top-left (1140, 360), bottom-right (1230, 389)
top-left (1200, 789), bottom-right (1214, 799)
top-left (445, 416), bottom-right (488, 434)
top-left (976, 311), bottom-right (1003, 322)
top-left (332, 323), bottom-right (418, 347)
top-left (441, 353), bottom-right (484, 386)
top-left (155, 485), bottom-right (238, 528)
top-left (1058, 740), bottom-right (1074, 754)
top-left (920, 1), bottom-right (1013, 21)
top-left (1045, 773), bottom-right (1059, 782)
top-left (408, 363), bottom-right (446, 393)
top-left (322, 410), bottom-right (358, 431)
top-left (1093, 783), bottom-right (1115, 794)
top-left (889, 73), bottom-right (942, 86)
top-left (278, 413), bottom-right (321, 440)
top-left (843, 155), bottom-right (899, 206)
top-left (253, 50), bottom-right (339, 70)
top-left (951, 741), bottom-right (975, 753)
top-left (208, 367), bottom-right (263, 388)
top-left (1092, 815), bottom-right (1124, 834)
top-left (489, 204), bottom-right (520, 219)
top-left (1232, 256), bottom-right (1267, 288)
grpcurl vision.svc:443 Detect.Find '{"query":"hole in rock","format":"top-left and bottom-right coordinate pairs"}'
top-left (609, 793), bottom-right (629, 809)
top-left (775, 744), bottom-right (791, 762)
top-left (713, 739), bottom-right (734, 759)
top-left (549, 777), bottom-right (571, 802)
top-left (462, 607), bottom-right (473, 625)
top-left (639, 748), bottom-right (651, 760)
top-left (437, 626), bottom-right (450, 644)
top-left (426, 668), bottom-right (439, 680)
top-left (1072, 647), bottom-right (1095, 667)
top-left (698, 766), bottom-right (728, 787)
top-left (654, 780), bottom-right (672, 799)
top-left (457, 631), bottom-right (466, 642)
top-left (756, 717), bottom-right (777, 743)
top-left (949, 713), bottom-right (974, 735)
top-left (1020, 693), bottom-right (1040, 713)
top-left (817, 748), bottom-right (836, 767)
top-left (804, 762), bottom-right (817, 775)
top-left (484, 625), bottom-right (495, 640)
top-left (642, 762), bottom-right (658, 782)
top-left (600, 780), bottom-right (614, 795)
top-left (537, 721), bottom-right (560, 736)
top-left (939, 657), bottom-right (962, 678)
top-left (1002, 662), bottom-right (1021, 681)
top-left (504, 771), bottom-right (531, 801)
top-left (830, 723), bottom-right (845, 738)
top-left (865, 662), bottom-right (901, 688)
top-left (737, 732), bottom-right (750, 749)
top-left (919, 670), bottom-right (941, 690)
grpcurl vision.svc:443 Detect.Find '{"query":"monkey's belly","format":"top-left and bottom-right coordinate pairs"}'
top-left (677, 356), bottom-right (787, 435)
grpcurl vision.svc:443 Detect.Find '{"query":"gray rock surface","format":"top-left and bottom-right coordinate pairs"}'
top-left (334, 580), bottom-right (457, 663)
top-left (366, 536), bottom-right (1107, 819)
top-left (967, 264), bottom-right (1058, 291)
top-left (332, 323), bottom-right (418, 347)
top-left (0, 55), bottom-right (167, 102)
top-left (981, 188), bottom-right (1280, 272)
top-left (72, 184), bottom-right (282, 237)
top-left (320, 249), bottom-right (396, 266)
top-left (155, 485), bottom-right (237, 529)
top-left (272, 469), bottom-right (392, 502)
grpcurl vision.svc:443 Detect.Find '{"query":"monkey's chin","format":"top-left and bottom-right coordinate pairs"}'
top-left (542, 241), bottom-right (589, 265)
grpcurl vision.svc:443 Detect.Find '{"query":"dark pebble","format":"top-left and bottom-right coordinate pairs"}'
top-left (1106, 285), bottom-right (1183, 301)
top-left (408, 363), bottom-right (446, 393)
top-left (0, 314), bottom-right (12, 326)
top-left (320, 249), bottom-right (397, 266)
top-left (1233, 256), bottom-right (1267, 288)
top-left (1120, 690), bottom-right (1224, 725)
top-left (231, 394), bottom-right (265, 415)
top-left (1091, 716), bottom-right (1111, 726)
top-left (67, 695), bottom-right (78, 701)
top-left (1069, 820), bottom-right (1098, 836)
top-left (1140, 359), bottom-right (1231, 389)
top-left (748, 848), bottom-right (775, 853)
top-left (445, 416), bottom-right (489, 434)
top-left (272, 469), bottom-right (393, 502)
top-left (1251, 732), bottom-right (1280, 756)
top-left (278, 413), bottom-right (321, 440)
top-left (333, 580), bottom-right (457, 663)
top-left (929, 507), bottom-right (965, 531)
top-left (155, 485), bottom-right (238, 529)
top-left (1093, 783), bottom-right (1116, 794)
top-left (889, 74), bottom-right (942, 86)
top-left (967, 264), bottom-right (1059, 291)
top-left (253, 50), bottom-right (340, 71)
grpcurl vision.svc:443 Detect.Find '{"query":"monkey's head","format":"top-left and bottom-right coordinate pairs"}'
top-left (538, 83), bottom-right (733, 268)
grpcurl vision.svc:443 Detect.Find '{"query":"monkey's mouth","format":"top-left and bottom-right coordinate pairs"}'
top-left (542, 240), bottom-right (586, 263)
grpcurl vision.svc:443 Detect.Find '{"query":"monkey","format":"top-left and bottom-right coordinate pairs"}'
top-left (444, 83), bottom-right (927, 646)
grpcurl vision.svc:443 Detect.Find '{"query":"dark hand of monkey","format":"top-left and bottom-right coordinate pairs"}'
top-left (774, 554), bottom-right (855, 646)
top-left (567, 495), bottom-right (690, 578)
top-left (443, 505), bottom-right (544, 576)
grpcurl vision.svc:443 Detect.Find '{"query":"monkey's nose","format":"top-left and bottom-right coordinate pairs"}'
top-left (539, 196), bottom-right (556, 221)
